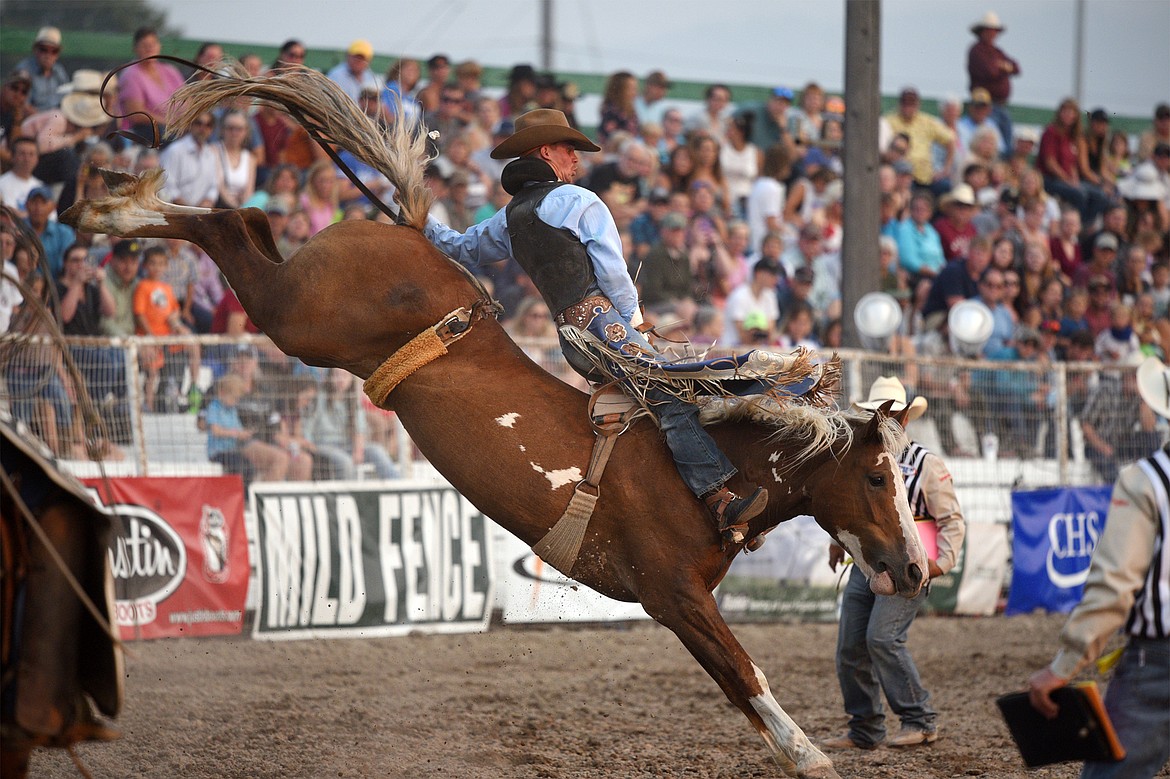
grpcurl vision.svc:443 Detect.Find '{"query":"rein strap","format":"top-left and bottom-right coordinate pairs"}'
top-left (363, 306), bottom-right (476, 407)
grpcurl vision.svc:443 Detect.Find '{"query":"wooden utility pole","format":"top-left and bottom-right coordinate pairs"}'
top-left (841, 0), bottom-right (882, 347)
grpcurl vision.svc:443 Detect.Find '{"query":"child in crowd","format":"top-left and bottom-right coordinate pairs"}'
top-left (133, 245), bottom-right (200, 412)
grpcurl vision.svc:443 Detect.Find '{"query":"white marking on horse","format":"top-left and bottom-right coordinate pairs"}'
top-left (496, 412), bottom-right (520, 428)
top-left (749, 664), bottom-right (833, 776)
top-left (842, 451), bottom-right (925, 596)
top-left (519, 445), bottom-right (526, 452)
top-left (770, 467), bottom-right (784, 483)
top-left (530, 463), bottom-right (581, 490)
top-left (881, 450), bottom-right (928, 576)
top-left (768, 450), bottom-right (781, 463)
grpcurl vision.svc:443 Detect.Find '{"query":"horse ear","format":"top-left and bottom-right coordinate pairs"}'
top-left (861, 399), bottom-right (896, 441)
top-left (892, 405), bottom-right (912, 428)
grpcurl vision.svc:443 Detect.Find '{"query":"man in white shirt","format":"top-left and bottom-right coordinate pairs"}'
top-left (0, 137), bottom-right (44, 217)
top-left (723, 258), bottom-right (781, 347)
top-left (0, 256), bottom-right (23, 332)
top-left (159, 111), bottom-right (219, 207)
top-left (746, 145), bottom-right (790, 252)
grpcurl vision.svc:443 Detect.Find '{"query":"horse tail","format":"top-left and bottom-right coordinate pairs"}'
top-left (165, 63), bottom-right (434, 230)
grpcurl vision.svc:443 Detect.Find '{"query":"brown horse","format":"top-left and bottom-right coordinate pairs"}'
top-left (60, 66), bottom-right (926, 779)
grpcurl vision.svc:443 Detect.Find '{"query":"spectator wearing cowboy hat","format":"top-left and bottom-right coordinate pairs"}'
top-left (422, 107), bottom-right (771, 547)
top-left (1118, 152), bottom-right (1170, 234)
top-left (933, 183), bottom-right (979, 261)
top-left (824, 375), bottom-right (965, 751)
top-left (1028, 355), bottom-right (1170, 779)
top-left (18, 70), bottom-right (110, 213)
top-left (14, 26), bottom-right (69, 111)
top-left (966, 11), bottom-right (1020, 146)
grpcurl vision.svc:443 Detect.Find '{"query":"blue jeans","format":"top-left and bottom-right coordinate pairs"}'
top-left (991, 103), bottom-right (1013, 148)
top-left (5, 363), bottom-right (73, 430)
top-left (836, 564), bottom-right (935, 746)
top-left (560, 321), bottom-right (737, 499)
top-left (1043, 175), bottom-right (1109, 226)
top-left (1081, 637), bottom-right (1170, 779)
top-left (646, 387), bottom-right (736, 497)
top-left (313, 443), bottom-right (400, 480)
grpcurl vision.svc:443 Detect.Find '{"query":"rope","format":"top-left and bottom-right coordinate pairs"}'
top-left (533, 490), bottom-right (597, 574)
top-left (362, 328), bottom-right (448, 408)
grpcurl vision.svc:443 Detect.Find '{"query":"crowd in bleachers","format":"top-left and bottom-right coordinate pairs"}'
top-left (1, 18), bottom-right (1169, 481)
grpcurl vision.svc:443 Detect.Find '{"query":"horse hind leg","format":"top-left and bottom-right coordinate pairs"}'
top-left (61, 168), bottom-right (283, 268)
top-left (59, 168), bottom-right (208, 237)
top-left (642, 589), bottom-right (839, 779)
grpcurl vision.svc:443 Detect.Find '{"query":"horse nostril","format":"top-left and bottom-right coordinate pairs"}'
top-left (908, 563), bottom-right (923, 587)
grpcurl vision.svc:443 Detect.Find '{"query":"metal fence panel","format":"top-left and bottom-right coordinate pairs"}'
top-left (3, 335), bottom-right (1161, 512)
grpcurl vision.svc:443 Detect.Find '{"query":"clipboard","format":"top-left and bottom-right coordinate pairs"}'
top-left (915, 519), bottom-right (938, 560)
top-left (995, 681), bottom-right (1126, 768)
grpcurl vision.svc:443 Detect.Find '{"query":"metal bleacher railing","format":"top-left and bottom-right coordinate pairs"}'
top-left (2, 332), bottom-right (1157, 524)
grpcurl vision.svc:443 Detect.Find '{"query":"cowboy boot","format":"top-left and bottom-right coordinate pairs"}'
top-left (704, 486), bottom-right (768, 548)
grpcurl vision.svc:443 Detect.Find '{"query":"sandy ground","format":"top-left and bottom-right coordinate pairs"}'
top-left (30, 612), bottom-right (1164, 779)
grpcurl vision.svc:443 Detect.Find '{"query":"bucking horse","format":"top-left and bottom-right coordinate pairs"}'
top-left (59, 63), bottom-right (926, 778)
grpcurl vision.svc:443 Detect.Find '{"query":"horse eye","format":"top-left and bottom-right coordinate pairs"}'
top-left (868, 475), bottom-right (885, 488)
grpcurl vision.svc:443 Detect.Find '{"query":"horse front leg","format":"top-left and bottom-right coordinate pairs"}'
top-left (642, 588), bottom-right (839, 779)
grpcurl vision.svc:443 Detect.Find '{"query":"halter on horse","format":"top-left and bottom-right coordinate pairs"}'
top-left (59, 64), bottom-right (926, 779)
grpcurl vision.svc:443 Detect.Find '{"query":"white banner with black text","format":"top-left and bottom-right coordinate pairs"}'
top-left (250, 481), bottom-right (493, 640)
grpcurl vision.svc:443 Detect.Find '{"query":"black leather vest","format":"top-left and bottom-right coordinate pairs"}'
top-left (503, 159), bottom-right (597, 317)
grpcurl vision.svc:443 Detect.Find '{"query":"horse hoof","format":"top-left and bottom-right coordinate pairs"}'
top-left (798, 764), bottom-right (841, 779)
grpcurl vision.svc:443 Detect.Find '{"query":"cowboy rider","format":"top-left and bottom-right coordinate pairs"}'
top-left (423, 108), bottom-right (767, 545)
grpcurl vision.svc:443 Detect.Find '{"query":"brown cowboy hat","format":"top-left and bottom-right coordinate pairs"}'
top-left (490, 108), bottom-right (600, 160)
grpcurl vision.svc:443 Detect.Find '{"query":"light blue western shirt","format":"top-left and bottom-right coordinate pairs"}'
top-left (424, 182), bottom-right (639, 321)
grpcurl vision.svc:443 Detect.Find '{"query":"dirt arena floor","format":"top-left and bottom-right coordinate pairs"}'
top-left (32, 611), bottom-right (1164, 779)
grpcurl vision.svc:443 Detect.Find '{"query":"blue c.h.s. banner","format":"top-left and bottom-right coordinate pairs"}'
top-left (1006, 486), bottom-right (1113, 615)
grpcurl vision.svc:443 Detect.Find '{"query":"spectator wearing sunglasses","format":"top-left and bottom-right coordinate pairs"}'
top-left (1, 69), bottom-right (34, 169)
top-left (14, 27), bottom-right (69, 111)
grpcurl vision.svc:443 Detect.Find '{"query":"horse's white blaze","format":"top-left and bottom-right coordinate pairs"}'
top-left (846, 452), bottom-right (927, 596)
top-left (768, 450), bottom-right (782, 463)
top-left (771, 467), bottom-right (784, 483)
top-left (495, 412), bottom-right (520, 428)
top-left (881, 451), bottom-right (928, 589)
top-left (838, 528), bottom-right (868, 574)
top-left (749, 664), bottom-right (833, 775)
top-left (529, 463), bottom-right (581, 490)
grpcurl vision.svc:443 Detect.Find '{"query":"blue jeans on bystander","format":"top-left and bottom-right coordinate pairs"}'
top-left (835, 563), bottom-right (936, 747)
top-left (1081, 636), bottom-right (1170, 779)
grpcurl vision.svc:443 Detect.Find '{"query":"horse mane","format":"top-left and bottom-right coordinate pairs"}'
top-left (165, 63), bottom-right (434, 230)
top-left (701, 398), bottom-right (909, 476)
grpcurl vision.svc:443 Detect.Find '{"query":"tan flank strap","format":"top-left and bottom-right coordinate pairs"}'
top-left (363, 306), bottom-right (476, 408)
top-left (533, 390), bottom-right (642, 575)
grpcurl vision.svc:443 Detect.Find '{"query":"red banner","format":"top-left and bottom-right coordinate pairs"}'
top-left (83, 476), bottom-right (249, 640)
